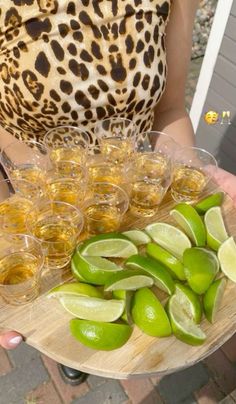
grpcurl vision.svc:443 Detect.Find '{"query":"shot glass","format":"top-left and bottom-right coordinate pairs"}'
top-left (87, 146), bottom-right (127, 187)
top-left (129, 131), bottom-right (177, 217)
top-left (0, 179), bottom-right (42, 234)
top-left (27, 201), bottom-right (84, 270)
top-left (44, 126), bottom-right (90, 174)
top-left (1, 140), bottom-right (50, 190)
top-left (45, 166), bottom-right (88, 207)
top-left (94, 118), bottom-right (137, 164)
top-left (0, 234), bottom-right (44, 305)
top-left (171, 146), bottom-right (218, 203)
top-left (83, 182), bottom-right (129, 235)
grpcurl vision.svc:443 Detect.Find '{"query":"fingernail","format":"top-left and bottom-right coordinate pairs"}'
top-left (9, 336), bottom-right (23, 345)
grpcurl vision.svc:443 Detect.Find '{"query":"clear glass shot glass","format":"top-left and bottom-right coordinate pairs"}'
top-left (44, 126), bottom-right (90, 174)
top-left (87, 146), bottom-right (127, 187)
top-left (94, 118), bottom-right (137, 164)
top-left (171, 146), bottom-right (218, 203)
top-left (0, 179), bottom-right (42, 235)
top-left (129, 131), bottom-right (177, 217)
top-left (0, 234), bottom-right (44, 305)
top-left (83, 182), bottom-right (129, 235)
top-left (26, 201), bottom-right (84, 270)
top-left (1, 140), bottom-right (50, 190)
top-left (45, 168), bottom-right (88, 207)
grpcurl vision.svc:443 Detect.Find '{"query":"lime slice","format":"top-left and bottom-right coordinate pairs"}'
top-left (60, 295), bottom-right (125, 322)
top-left (183, 248), bottom-right (219, 294)
top-left (104, 269), bottom-right (153, 291)
top-left (131, 288), bottom-right (172, 337)
top-left (167, 294), bottom-right (206, 345)
top-left (145, 222), bottom-right (191, 260)
top-left (203, 278), bottom-right (227, 323)
top-left (80, 233), bottom-right (138, 258)
top-left (218, 237), bottom-right (236, 282)
top-left (71, 249), bottom-right (123, 285)
top-left (175, 283), bottom-right (202, 324)
top-left (122, 230), bottom-right (151, 246)
top-left (170, 203), bottom-right (206, 246)
top-left (195, 192), bottom-right (225, 214)
top-left (125, 255), bottom-right (175, 295)
top-left (204, 207), bottom-right (228, 251)
top-left (112, 290), bottom-right (133, 324)
top-left (146, 243), bottom-right (186, 280)
top-left (47, 282), bottom-right (102, 299)
top-left (70, 319), bottom-right (133, 350)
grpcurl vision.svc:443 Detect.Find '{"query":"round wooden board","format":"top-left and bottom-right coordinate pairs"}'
top-left (1, 183), bottom-right (236, 379)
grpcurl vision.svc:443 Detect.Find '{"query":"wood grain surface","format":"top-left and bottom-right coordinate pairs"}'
top-left (1, 182), bottom-right (236, 379)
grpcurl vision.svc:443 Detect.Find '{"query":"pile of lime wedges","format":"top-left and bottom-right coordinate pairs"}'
top-left (48, 191), bottom-right (236, 351)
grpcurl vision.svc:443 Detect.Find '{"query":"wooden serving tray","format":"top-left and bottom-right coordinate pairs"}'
top-left (1, 182), bottom-right (236, 379)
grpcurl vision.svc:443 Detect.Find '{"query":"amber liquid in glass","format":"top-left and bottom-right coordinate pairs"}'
top-left (171, 165), bottom-right (207, 203)
top-left (46, 178), bottom-right (83, 206)
top-left (130, 180), bottom-right (165, 217)
top-left (0, 195), bottom-right (33, 234)
top-left (85, 204), bottom-right (121, 234)
top-left (0, 252), bottom-right (40, 304)
top-left (100, 138), bottom-right (134, 164)
top-left (32, 219), bottom-right (77, 269)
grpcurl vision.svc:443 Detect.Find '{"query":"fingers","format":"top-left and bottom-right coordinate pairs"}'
top-left (0, 332), bottom-right (23, 350)
top-left (213, 167), bottom-right (236, 205)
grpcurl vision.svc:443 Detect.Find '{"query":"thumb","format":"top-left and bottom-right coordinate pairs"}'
top-left (0, 332), bottom-right (23, 349)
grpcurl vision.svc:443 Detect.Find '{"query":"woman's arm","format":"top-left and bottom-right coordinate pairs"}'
top-left (153, 0), bottom-right (199, 146)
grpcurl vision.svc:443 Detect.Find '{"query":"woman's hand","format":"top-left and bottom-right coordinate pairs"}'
top-left (0, 331), bottom-right (23, 349)
top-left (212, 167), bottom-right (236, 207)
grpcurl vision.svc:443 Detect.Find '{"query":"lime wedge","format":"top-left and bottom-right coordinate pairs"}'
top-left (131, 288), bottom-right (172, 337)
top-left (204, 207), bottom-right (228, 251)
top-left (71, 249), bottom-right (123, 285)
top-left (47, 282), bottom-right (103, 299)
top-left (104, 269), bottom-right (153, 291)
top-left (167, 294), bottom-right (206, 345)
top-left (70, 319), bottom-right (133, 350)
top-left (80, 233), bottom-right (138, 258)
top-left (203, 278), bottom-right (227, 323)
top-left (170, 203), bottom-right (206, 246)
top-left (145, 222), bottom-right (191, 260)
top-left (218, 237), bottom-right (236, 282)
top-left (125, 255), bottom-right (175, 295)
top-left (60, 295), bottom-right (125, 322)
top-left (195, 192), bottom-right (225, 214)
top-left (146, 243), bottom-right (186, 280)
top-left (112, 290), bottom-right (133, 324)
top-left (183, 248), bottom-right (219, 294)
top-left (122, 230), bottom-right (151, 246)
top-left (175, 283), bottom-right (202, 324)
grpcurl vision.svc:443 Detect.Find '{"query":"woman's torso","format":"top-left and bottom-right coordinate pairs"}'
top-left (0, 0), bottom-right (171, 144)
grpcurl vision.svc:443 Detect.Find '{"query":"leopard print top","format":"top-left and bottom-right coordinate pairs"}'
top-left (0, 1), bottom-right (171, 145)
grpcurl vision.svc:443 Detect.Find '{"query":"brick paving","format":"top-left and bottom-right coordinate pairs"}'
top-left (2, 57), bottom-right (235, 404)
top-left (1, 334), bottom-right (236, 404)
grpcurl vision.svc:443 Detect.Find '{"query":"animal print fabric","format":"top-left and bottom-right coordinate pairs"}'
top-left (0, 1), bottom-right (171, 144)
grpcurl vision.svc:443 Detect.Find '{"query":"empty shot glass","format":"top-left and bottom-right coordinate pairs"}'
top-left (171, 146), bottom-right (218, 203)
top-left (0, 234), bottom-right (44, 305)
top-left (83, 182), bottom-right (129, 235)
top-left (27, 201), bottom-right (84, 270)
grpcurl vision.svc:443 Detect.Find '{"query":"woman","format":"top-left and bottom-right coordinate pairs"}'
top-left (1, 0), bottom-right (236, 384)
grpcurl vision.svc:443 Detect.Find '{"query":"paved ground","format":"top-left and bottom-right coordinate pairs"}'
top-left (3, 56), bottom-right (235, 404)
top-left (1, 333), bottom-right (236, 404)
